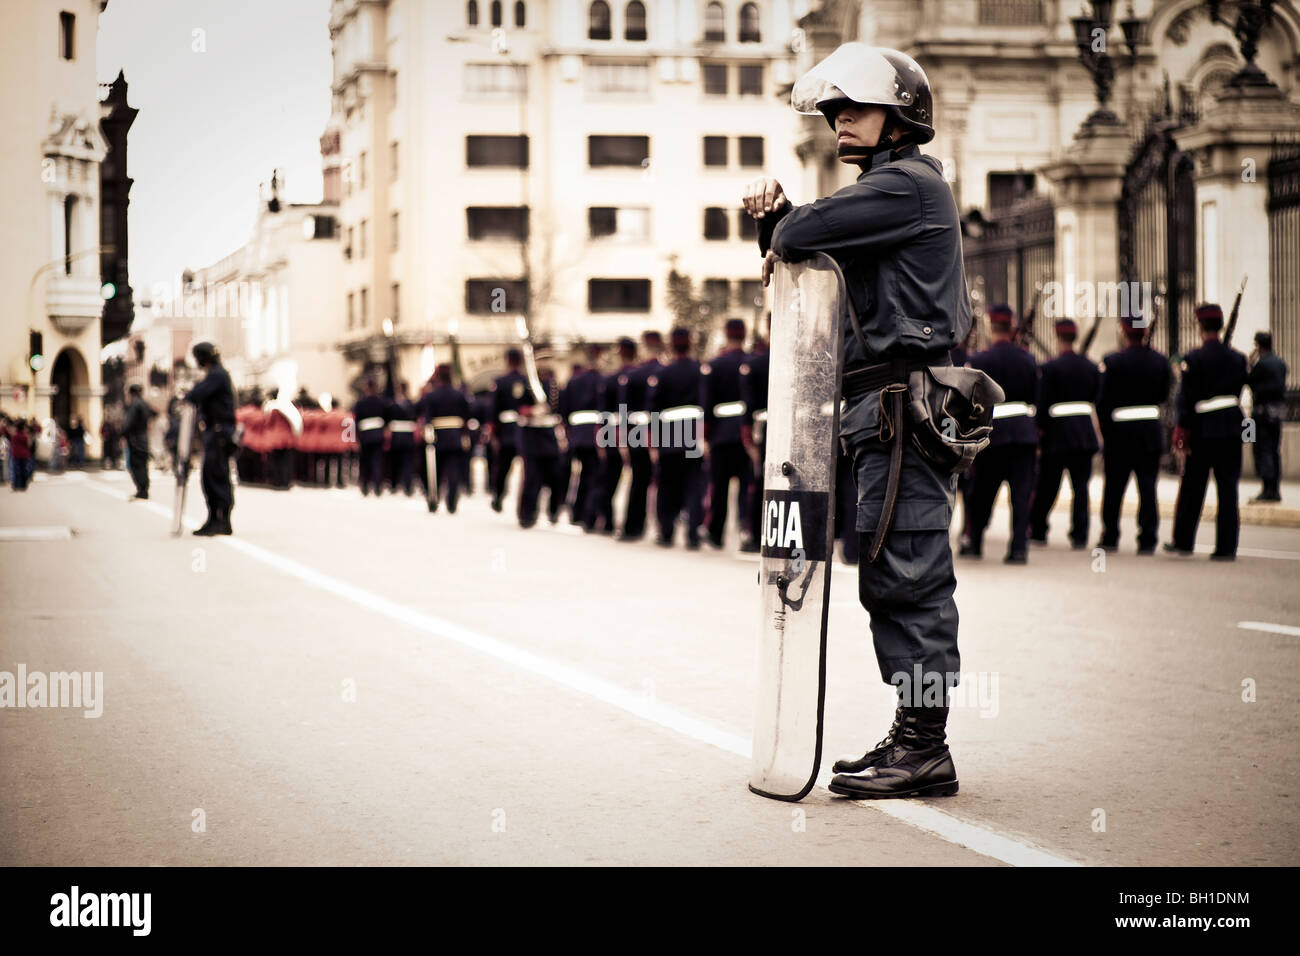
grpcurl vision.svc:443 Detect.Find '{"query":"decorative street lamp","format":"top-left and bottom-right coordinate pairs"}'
top-left (1072, 1), bottom-right (1132, 128)
top-left (1204, 0), bottom-right (1278, 88)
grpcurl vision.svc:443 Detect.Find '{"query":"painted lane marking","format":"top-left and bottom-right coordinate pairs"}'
top-left (0, 526), bottom-right (73, 541)
top-left (1237, 621), bottom-right (1300, 637)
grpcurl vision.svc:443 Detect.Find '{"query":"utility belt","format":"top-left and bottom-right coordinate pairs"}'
top-left (388, 420), bottom-right (417, 434)
top-left (1111, 404), bottom-right (1161, 423)
top-left (1194, 394), bottom-right (1240, 415)
top-left (842, 357), bottom-right (934, 398)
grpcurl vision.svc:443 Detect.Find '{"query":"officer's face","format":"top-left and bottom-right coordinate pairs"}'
top-left (834, 104), bottom-right (887, 163)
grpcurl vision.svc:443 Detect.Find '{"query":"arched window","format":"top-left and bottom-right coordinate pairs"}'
top-left (625, 1), bottom-right (647, 40)
top-left (589, 0), bottom-right (611, 40)
top-left (739, 2), bottom-right (760, 42)
top-left (467, 0), bottom-right (479, 27)
top-left (515, 1), bottom-right (526, 27)
top-left (490, 0), bottom-right (502, 27)
top-left (704, 1), bottom-right (724, 42)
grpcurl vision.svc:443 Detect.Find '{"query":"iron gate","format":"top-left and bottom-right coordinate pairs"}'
top-left (962, 195), bottom-right (1056, 359)
top-left (1268, 139), bottom-right (1300, 417)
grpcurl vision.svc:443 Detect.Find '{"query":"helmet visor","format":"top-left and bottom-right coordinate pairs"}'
top-left (791, 42), bottom-right (919, 115)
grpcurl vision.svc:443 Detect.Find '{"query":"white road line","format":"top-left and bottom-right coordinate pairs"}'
top-left (81, 476), bottom-right (1079, 867)
top-left (1194, 544), bottom-right (1300, 561)
top-left (0, 526), bottom-right (73, 540)
top-left (1237, 621), bottom-right (1300, 637)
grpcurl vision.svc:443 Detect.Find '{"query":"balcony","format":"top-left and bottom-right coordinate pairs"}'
top-left (46, 274), bottom-right (103, 337)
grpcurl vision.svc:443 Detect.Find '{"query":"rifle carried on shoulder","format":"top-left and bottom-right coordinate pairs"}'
top-left (1223, 275), bottom-right (1248, 347)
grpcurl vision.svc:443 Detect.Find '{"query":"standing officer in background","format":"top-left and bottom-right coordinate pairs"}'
top-left (591, 338), bottom-right (637, 535)
top-left (649, 327), bottom-right (705, 549)
top-left (617, 330), bottom-right (665, 541)
top-left (1166, 303), bottom-right (1248, 560)
top-left (738, 329), bottom-right (769, 554)
top-left (122, 383), bottom-right (155, 500)
top-left (1096, 314), bottom-right (1171, 553)
top-left (418, 364), bottom-right (472, 513)
top-left (185, 341), bottom-right (237, 536)
top-left (702, 318), bottom-right (753, 550)
top-left (1029, 318), bottom-right (1100, 549)
top-left (1248, 331), bottom-right (1287, 503)
top-left (747, 45), bottom-right (971, 798)
top-left (385, 381), bottom-right (418, 496)
top-left (559, 343), bottom-right (606, 530)
top-left (964, 305), bottom-right (1039, 563)
top-left (353, 378), bottom-right (387, 496)
top-left (488, 348), bottom-right (529, 513)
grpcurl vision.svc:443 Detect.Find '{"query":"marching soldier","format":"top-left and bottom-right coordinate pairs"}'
top-left (616, 330), bottom-right (665, 541)
top-left (487, 348), bottom-right (529, 513)
top-left (1096, 314), bottom-right (1171, 553)
top-left (517, 365), bottom-right (567, 528)
top-left (738, 331), bottom-right (769, 554)
top-left (1166, 303), bottom-right (1248, 560)
top-left (648, 327), bottom-right (705, 549)
top-left (702, 319), bottom-right (753, 550)
top-left (591, 338), bottom-right (637, 535)
top-left (353, 379), bottom-right (388, 496)
top-left (1247, 331), bottom-right (1287, 503)
top-left (559, 344), bottom-right (606, 530)
top-left (185, 341), bottom-right (238, 536)
top-left (964, 305), bottom-right (1039, 563)
top-left (1029, 318), bottom-right (1100, 549)
top-left (386, 381), bottom-right (419, 496)
top-left (417, 364), bottom-right (472, 513)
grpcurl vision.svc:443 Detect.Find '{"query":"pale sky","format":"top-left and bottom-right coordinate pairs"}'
top-left (97, 0), bottom-right (333, 307)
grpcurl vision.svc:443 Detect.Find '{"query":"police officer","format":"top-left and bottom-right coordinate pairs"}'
top-left (488, 348), bottom-right (529, 513)
top-left (616, 331), bottom-right (665, 541)
top-left (591, 338), bottom-right (637, 535)
top-left (185, 341), bottom-right (237, 536)
top-left (386, 380), bottom-right (419, 495)
top-left (738, 331), bottom-right (769, 554)
top-left (518, 365), bottom-right (567, 528)
top-left (122, 383), bottom-right (155, 500)
top-left (353, 378), bottom-right (387, 496)
top-left (964, 305), bottom-right (1039, 563)
top-left (648, 327), bottom-right (705, 549)
top-left (559, 344), bottom-right (606, 530)
top-left (1096, 314), bottom-right (1171, 553)
top-left (1166, 303), bottom-right (1248, 560)
top-left (746, 45), bottom-right (968, 797)
top-left (418, 364), bottom-right (472, 513)
top-left (1247, 331), bottom-right (1287, 503)
top-left (701, 318), bottom-right (753, 550)
top-left (1029, 318), bottom-right (1100, 548)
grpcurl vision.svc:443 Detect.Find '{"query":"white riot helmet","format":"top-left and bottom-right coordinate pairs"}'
top-left (791, 43), bottom-right (935, 147)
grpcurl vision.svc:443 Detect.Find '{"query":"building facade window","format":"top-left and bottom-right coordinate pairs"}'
top-left (360, 287), bottom-right (369, 326)
top-left (738, 64), bottom-right (763, 96)
top-left (987, 171), bottom-right (1036, 210)
top-left (589, 1), bottom-right (611, 40)
top-left (391, 212), bottom-right (399, 251)
top-left (491, 0), bottom-right (503, 27)
top-left (360, 219), bottom-right (368, 258)
top-left (702, 63), bottom-right (728, 96)
top-left (703, 207), bottom-right (729, 240)
top-left (625, 1), bottom-right (647, 41)
top-left (589, 279), bottom-right (651, 312)
top-left (703, 136), bottom-right (728, 167)
top-left (390, 141), bottom-right (399, 180)
top-left (736, 208), bottom-right (758, 240)
top-left (703, 279), bottom-right (730, 315)
top-left (465, 279), bottom-right (529, 314)
top-left (515, 1), bottom-right (526, 27)
top-left (464, 63), bottom-right (528, 96)
top-left (703, 2), bottom-right (724, 42)
top-left (63, 196), bottom-right (76, 274)
top-left (739, 3), bottom-right (760, 42)
top-left (466, 134), bottom-right (529, 167)
top-left (467, 0), bottom-right (479, 27)
top-left (391, 283), bottom-right (400, 323)
top-left (588, 135), bottom-right (649, 167)
top-left (978, 1), bottom-right (1044, 26)
top-left (467, 206), bottom-right (530, 240)
top-left (346, 226), bottom-right (354, 259)
top-left (738, 136), bottom-right (764, 167)
top-left (359, 151), bottom-right (368, 188)
top-left (588, 207), bottom-right (649, 240)
top-left (59, 11), bottom-right (75, 60)
top-left (586, 62), bottom-right (650, 94)
top-left (738, 279), bottom-right (763, 310)
top-left (347, 292), bottom-right (355, 328)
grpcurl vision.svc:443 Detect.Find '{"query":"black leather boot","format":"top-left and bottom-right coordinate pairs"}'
top-left (829, 707), bottom-right (958, 799)
top-left (832, 703), bottom-right (904, 774)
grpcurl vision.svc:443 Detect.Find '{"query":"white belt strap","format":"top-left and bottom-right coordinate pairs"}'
top-left (497, 410), bottom-right (519, 424)
top-left (524, 413), bottom-right (561, 428)
top-left (751, 409), bottom-right (768, 423)
top-left (568, 410), bottom-right (602, 426)
top-left (627, 411), bottom-right (651, 426)
top-left (389, 420), bottom-right (416, 433)
top-left (992, 402), bottom-right (1035, 419)
top-left (358, 416), bottom-right (385, 431)
top-left (431, 416), bottom-right (465, 429)
top-left (661, 405), bottom-right (703, 423)
top-left (713, 401), bottom-right (746, 418)
top-left (1194, 394), bottom-right (1240, 414)
top-left (1111, 405), bottom-right (1160, 422)
top-left (1048, 401), bottom-right (1094, 418)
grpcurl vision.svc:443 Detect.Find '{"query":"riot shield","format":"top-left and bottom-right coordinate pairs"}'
top-left (749, 253), bottom-right (845, 802)
top-left (424, 425), bottom-right (440, 512)
top-left (171, 402), bottom-right (197, 537)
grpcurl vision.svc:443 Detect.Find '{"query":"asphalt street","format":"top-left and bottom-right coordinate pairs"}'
top-left (2, 466), bottom-right (1297, 866)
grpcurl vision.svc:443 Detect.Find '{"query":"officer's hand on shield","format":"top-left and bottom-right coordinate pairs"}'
top-left (761, 250), bottom-right (780, 288)
top-left (742, 176), bottom-right (788, 219)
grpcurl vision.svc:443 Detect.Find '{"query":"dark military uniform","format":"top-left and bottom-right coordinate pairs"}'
top-left (386, 394), bottom-right (418, 495)
top-left (618, 354), bottom-right (662, 539)
top-left (1029, 348), bottom-right (1100, 547)
top-left (648, 354), bottom-right (705, 547)
top-left (1247, 347), bottom-right (1288, 501)
top-left (468, 392), bottom-right (492, 495)
top-left (1170, 338), bottom-right (1248, 557)
top-left (490, 369), bottom-right (529, 510)
top-left (762, 141), bottom-right (969, 685)
top-left (965, 340), bottom-right (1039, 560)
top-left (702, 343), bottom-right (752, 548)
top-left (739, 348), bottom-right (769, 554)
top-left (353, 391), bottom-right (388, 495)
top-left (186, 360), bottom-right (237, 526)
top-left (417, 384), bottom-right (472, 513)
top-left (1096, 339), bottom-right (1171, 551)
top-left (559, 365), bottom-right (605, 529)
top-left (590, 362), bottom-right (627, 533)
top-left (517, 375), bottom-right (568, 527)
top-left (122, 394), bottom-right (155, 498)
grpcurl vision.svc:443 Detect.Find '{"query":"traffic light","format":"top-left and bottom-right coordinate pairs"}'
top-left (28, 330), bottom-right (44, 373)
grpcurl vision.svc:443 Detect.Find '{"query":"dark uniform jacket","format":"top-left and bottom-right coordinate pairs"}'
top-left (186, 363), bottom-right (236, 430)
top-left (967, 341), bottom-right (1039, 446)
top-left (353, 394), bottom-right (388, 446)
top-left (702, 347), bottom-right (747, 445)
top-left (1176, 340), bottom-right (1248, 442)
top-left (559, 367), bottom-right (604, 448)
top-left (739, 349), bottom-right (770, 441)
top-left (519, 377), bottom-right (561, 457)
top-left (648, 356), bottom-right (703, 451)
top-left (1097, 344), bottom-right (1172, 454)
top-left (386, 396), bottom-right (417, 447)
top-left (620, 358), bottom-right (662, 417)
top-left (491, 370), bottom-right (529, 447)
top-left (1036, 351), bottom-right (1100, 454)
top-left (123, 398), bottom-right (155, 451)
top-left (418, 385), bottom-right (471, 452)
top-left (1248, 353), bottom-right (1288, 406)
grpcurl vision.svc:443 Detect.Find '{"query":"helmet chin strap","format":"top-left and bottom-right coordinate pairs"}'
top-left (837, 117), bottom-right (900, 161)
